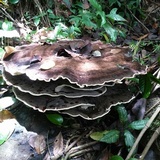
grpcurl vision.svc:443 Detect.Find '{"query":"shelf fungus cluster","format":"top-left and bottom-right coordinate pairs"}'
top-left (2, 40), bottom-right (147, 120)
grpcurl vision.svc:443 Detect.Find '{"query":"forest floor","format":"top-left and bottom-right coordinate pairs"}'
top-left (0, 1), bottom-right (160, 160)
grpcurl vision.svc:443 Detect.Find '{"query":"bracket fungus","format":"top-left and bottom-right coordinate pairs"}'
top-left (2, 40), bottom-right (147, 120)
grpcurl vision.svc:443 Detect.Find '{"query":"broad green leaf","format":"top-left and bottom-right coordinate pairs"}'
top-left (0, 97), bottom-right (16, 111)
top-left (129, 158), bottom-right (138, 160)
top-left (90, 130), bottom-right (108, 141)
top-left (139, 74), bottom-right (152, 98)
top-left (0, 48), bottom-right (5, 60)
top-left (9, 0), bottom-right (19, 4)
top-left (117, 105), bottom-right (128, 124)
top-left (106, 8), bottom-right (126, 22)
top-left (46, 113), bottom-right (63, 126)
top-left (0, 120), bottom-right (15, 145)
top-left (69, 16), bottom-right (81, 27)
top-left (2, 20), bottom-right (13, 31)
top-left (88, 0), bottom-right (102, 11)
top-left (82, 13), bottom-right (97, 29)
top-left (110, 155), bottom-right (124, 160)
top-left (33, 17), bottom-right (41, 26)
top-left (96, 11), bottom-right (106, 26)
top-left (124, 130), bottom-right (135, 149)
top-left (108, 0), bottom-right (118, 7)
top-left (129, 118), bottom-right (148, 130)
top-left (103, 23), bottom-right (118, 41)
top-left (100, 130), bottom-right (120, 143)
top-left (63, 0), bottom-right (72, 8)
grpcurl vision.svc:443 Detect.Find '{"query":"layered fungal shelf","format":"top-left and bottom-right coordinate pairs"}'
top-left (2, 40), bottom-right (147, 120)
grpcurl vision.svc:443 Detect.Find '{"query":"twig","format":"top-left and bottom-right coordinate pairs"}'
top-left (150, 0), bottom-right (160, 7)
top-left (145, 99), bottom-right (160, 116)
top-left (0, 8), bottom-right (15, 22)
top-left (64, 141), bottom-right (98, 160)
top-left (139, 126), bottom-right (160, 160)
top-left (127, 7), bottom-right (150, 33)
top-left (125, 106), bottom-right (160, 160)
top-left (46, 131), bottom-right (52, 160)
top-left (64, 135), bottom-right (82, 153)
top-left (69, 148), bottom-right (94, 158)
top-left (69, 141), bottom-right (98, 152)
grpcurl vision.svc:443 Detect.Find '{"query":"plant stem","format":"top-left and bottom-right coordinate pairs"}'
top-left (139, 126), bottom-right (160, 160)
top-left (125, 106), bottom-right (160, 160)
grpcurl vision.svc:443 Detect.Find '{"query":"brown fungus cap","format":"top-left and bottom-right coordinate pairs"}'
top-left (2, 40), bottom-right (148, 119)
top-left (13, 83), bottom-right (134, 120)
top-left (2, 40), bottom-right (147, 87)
top-left (3, 71), bottom-right (107, 98)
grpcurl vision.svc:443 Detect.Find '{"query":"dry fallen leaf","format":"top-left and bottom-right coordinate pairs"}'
top-left (0, 110), bottom-right (15, 122)
top-left (4, 46), bottom-right (16, 58)
top-left (40, 60), bottom-right (55, 70)
top-left (28, 134), bottom-right (46, 154)
top-left (53, 132), bottom-right (64, 159)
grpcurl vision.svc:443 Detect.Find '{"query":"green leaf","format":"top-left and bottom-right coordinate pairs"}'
top-left (129, 118), bottom-right (148, 130)
top-left (106, 8), bottom-right (126, 22)
top-left (96, 11), bottom-right (106, 26)
top-left (103, 23), bottom-right (118, 41)
top-left (90, 130), bottom-right (108, 141)
top-left (117, 105), bottom-right (128, 124)
top-left (100, 130), bottom-right (120, 143)
top-left (0, 97), bottom-right (16, 111)
top-left (124, 130), bottom-right (135, 149)
top-left (0, 48), bottom-right (5, 60)
top-left (46, 113), bottom-right (63, 126)
top-left (110, 155), bottom-right (124, 160)
top-left (63, 0), bottom-right (72, 8)
top-left (88, 0), bottom-right (102, 11)
top-left (33, 17), bottom-right (41, 26)
top-left (69, 16), bottom-right (81, 27)
top-left (9, 0), bottom-right (19, 4)
top-left (139, 74), bottom-right (152, 98)
top-left (81, 11), bottom-right (97, 29)
top-left (0, 120), bottom-right (15, 145)
top-left (2, 20), bottom-right (13, 31)
top-left (108, 0), bottom-right (119, 7)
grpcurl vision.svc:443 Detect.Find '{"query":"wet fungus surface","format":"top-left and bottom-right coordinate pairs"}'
top-left (2, 40), bottom-right (147, 120)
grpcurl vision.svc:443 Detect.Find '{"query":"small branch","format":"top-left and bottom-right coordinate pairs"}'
top-left (125, 106), bottom-right (160, 160)
top-left (69, 148), bottom-right (94, 158)
top-left (145, 99), bottom-right (160, 116)
top-left (64, 141), bottom-right (98, 160)
top-left (64, 135), bottom-right (82, 153)
top-left (139, 126), bottom-right (160, 160)
top-left (0, 8), bottom-right (15, 22)
top-left (69, 141), bottom-right (98, 153)
top-left (127, 7), bottom-right (150, 33)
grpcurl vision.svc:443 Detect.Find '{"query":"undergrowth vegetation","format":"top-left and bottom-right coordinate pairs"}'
top-left (0, 0), bottom-right (145, 42)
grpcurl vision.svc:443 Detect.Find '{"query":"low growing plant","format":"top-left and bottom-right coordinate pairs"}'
top-left (90, 105), bottom-right (148, 152)
top-left (69, 0), bottom-right (127, 41)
